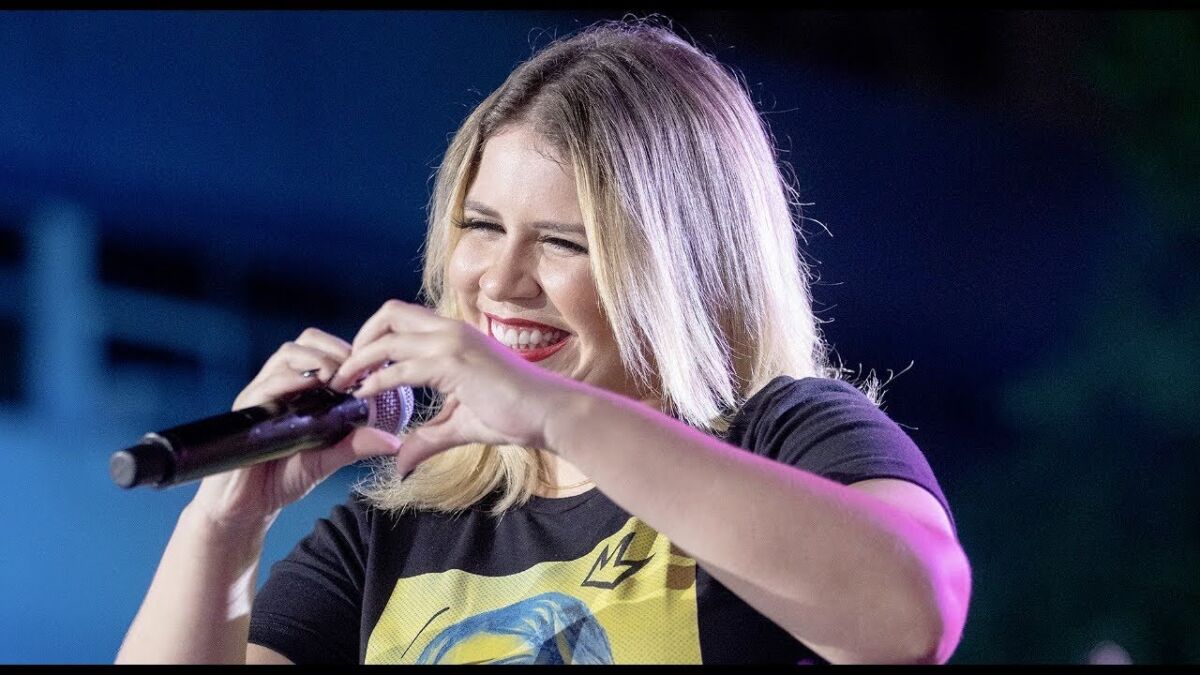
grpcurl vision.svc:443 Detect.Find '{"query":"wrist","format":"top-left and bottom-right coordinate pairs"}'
top-left (540, 382), bottom-right (598, 459)
top-left (180, 501), bottom-right (276, 546)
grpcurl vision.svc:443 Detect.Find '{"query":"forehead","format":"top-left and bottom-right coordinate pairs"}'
top-left (467, 127), bottom-right (578, 207)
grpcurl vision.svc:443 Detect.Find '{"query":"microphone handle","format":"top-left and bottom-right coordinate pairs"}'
top-left (112, 387), bottom-right (370, 488)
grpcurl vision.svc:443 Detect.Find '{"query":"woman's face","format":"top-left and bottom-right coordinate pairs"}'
top-left (448, 125), bottom-right (642, 400)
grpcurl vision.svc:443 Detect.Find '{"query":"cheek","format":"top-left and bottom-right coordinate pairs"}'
top-left (447, 240), bottom-right (486, 292)
top-left (542, 264), bottom-right (611, 342)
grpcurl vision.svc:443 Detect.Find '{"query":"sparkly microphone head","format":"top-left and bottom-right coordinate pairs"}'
top-left (368, 386), bottom-right (415, 435)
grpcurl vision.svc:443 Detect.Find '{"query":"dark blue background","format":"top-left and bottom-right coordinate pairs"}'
top-left (0, 10), bottom-right (1192, 664)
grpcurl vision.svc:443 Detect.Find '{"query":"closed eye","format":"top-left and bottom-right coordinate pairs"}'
top-left (454, 218), bottom-right (588, 254)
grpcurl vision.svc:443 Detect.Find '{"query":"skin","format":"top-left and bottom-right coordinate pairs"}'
top-left (326, 123), bottom-right (970, 663)
top-left (448, 125), bottom-right (659, 494)
top-left (115, 122), bottom-right (968, 665)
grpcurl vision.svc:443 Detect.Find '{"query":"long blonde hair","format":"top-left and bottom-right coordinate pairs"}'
top-left (356, 17), bottom-right (869, 517)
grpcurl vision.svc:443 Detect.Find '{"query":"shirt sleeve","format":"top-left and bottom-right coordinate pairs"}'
top-left (248, 493), bottom-right (372, 664)
top-left (728, 376), bottom-right (956, 534)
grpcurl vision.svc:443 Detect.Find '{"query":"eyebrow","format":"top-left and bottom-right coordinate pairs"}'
top-left (463, 200), bottom-right (585, 236)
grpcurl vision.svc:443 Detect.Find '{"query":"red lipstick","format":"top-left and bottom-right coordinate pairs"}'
top-left (485, 314), bottom-right (571, 363)
top-left (483, 313), bottom-right (564, 332)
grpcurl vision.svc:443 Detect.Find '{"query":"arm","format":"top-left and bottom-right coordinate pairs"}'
top-left (116, 327), bottom-right (395, 665)
top-left (545, 384), bottom-right (972, 664)
top-left (114, 504), bottom-right (274, 664)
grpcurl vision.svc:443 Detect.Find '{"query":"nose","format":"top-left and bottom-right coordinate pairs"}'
top-left (479, 240), bottom-right (541, 302)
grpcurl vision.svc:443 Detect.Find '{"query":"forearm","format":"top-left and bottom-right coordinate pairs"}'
top-left (545, 384), bottom-right (960, 663)
top-left (115, 503), bottom-right (271, 664)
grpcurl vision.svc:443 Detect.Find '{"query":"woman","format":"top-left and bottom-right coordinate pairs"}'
top-left (116, 18), bottom-right (970, 665)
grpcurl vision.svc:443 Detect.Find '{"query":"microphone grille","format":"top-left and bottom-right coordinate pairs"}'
top-left (369, 386), bottom-right (414, 435)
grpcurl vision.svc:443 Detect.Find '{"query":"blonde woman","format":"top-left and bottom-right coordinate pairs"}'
top-left (116, 18), bottom-right (970, 665)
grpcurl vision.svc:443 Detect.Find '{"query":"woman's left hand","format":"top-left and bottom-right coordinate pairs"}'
top-left (327, 300), bottom-right (579, 475)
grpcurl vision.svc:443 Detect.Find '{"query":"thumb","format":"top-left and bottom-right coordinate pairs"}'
top-left (395, 404), bottom-right (464, 477)
top-left (395, 423), bottom-right (462, 478)
top-left (313, 426), bottom-right (403, 479)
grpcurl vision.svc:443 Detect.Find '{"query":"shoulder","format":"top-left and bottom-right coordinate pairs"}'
top-left (725, 375), bottom-right (885, 449)
top-left (764, 373), bottom-right (875, 404)
top-left (727, 374), bottom-right (956, 535)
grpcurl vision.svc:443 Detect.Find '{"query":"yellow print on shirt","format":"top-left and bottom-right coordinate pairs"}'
top-left (364, 517), bottom-right (701, 664)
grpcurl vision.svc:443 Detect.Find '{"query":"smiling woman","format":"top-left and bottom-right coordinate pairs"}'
top-left (428, 125), bottom-right (644, 498)
top-left (115, 16), bottom-right (970, 666)
top-left (357, 17), bottom-right (848, 516)
top-left (453, 129), bottom-right (601, 374)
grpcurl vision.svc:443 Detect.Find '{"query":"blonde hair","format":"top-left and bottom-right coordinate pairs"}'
top-left (356, 17), bottom-right (872, 518)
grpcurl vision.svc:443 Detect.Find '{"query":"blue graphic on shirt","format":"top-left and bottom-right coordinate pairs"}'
top-left (416, 591), bottom-right (614, 664)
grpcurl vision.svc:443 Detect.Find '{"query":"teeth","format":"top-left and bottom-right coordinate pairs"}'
top-left (490, 319), bottom-right (566, 350)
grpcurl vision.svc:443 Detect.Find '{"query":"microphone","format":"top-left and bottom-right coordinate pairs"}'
top-left (109, 385), bottom-right (414, 489)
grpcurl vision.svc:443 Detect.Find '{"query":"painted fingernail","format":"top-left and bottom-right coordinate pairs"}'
top-left (335, 372), bottom-right (365, 392)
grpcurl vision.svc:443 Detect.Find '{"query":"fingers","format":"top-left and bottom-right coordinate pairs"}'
top-left (295, 327), bottom-right (353, 362)
top-left (393, 398), bottom-right (464, 476)
top-left (348, 299), bottom-right (446, 354)
top-left (281, 344), bottom-right (343, 383)
top-left (251, 331), bottom-right (346, 382)
top-left (312, 427), bottom-right (404, 479)
top-left (330, 334), bottom-right (445, 394)
top-left (236, 327), bottom-right (351, 410)
top-left (249, 342), bottom-right (340, 389)
top-left (327, 300), bottom-right (467, 392)
top-left (233, 370), bottom-right (323, 410)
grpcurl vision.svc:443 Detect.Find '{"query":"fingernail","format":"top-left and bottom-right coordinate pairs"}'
top-left (301, 368), bottom-right (320, 379)
top-left (335, 372), bottom-right (365, 393)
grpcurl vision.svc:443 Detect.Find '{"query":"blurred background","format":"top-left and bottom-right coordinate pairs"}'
top-left (0, 9), bottom-right (1195, 664)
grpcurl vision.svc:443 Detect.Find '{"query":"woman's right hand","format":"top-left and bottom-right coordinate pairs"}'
top-left (187, 327), bottom-right (403, 531)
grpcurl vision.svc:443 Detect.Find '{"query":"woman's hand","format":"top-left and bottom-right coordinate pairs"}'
top-left (328, 300), bottom-right (580, 476)
top-left (188, 328), bottom-right (404, 531)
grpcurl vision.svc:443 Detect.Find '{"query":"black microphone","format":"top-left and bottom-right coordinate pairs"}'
top-left (109, 385), bottom-right (414, 489)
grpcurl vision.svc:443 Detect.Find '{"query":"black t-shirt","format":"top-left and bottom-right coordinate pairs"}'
top-left (248, 375), bottom-right (954, 664)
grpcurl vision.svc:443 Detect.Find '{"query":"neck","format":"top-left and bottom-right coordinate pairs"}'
top-left (530, 387), bottom-right (660, 497)
top-left (534, 450), bottom-right (593, 497)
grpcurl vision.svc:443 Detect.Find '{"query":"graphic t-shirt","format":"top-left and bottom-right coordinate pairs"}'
top-left (248, 375), bottom-right (954, 664)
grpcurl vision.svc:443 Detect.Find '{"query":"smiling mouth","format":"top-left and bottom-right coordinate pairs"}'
top-left (487, 314), bottom-right (571, 348)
